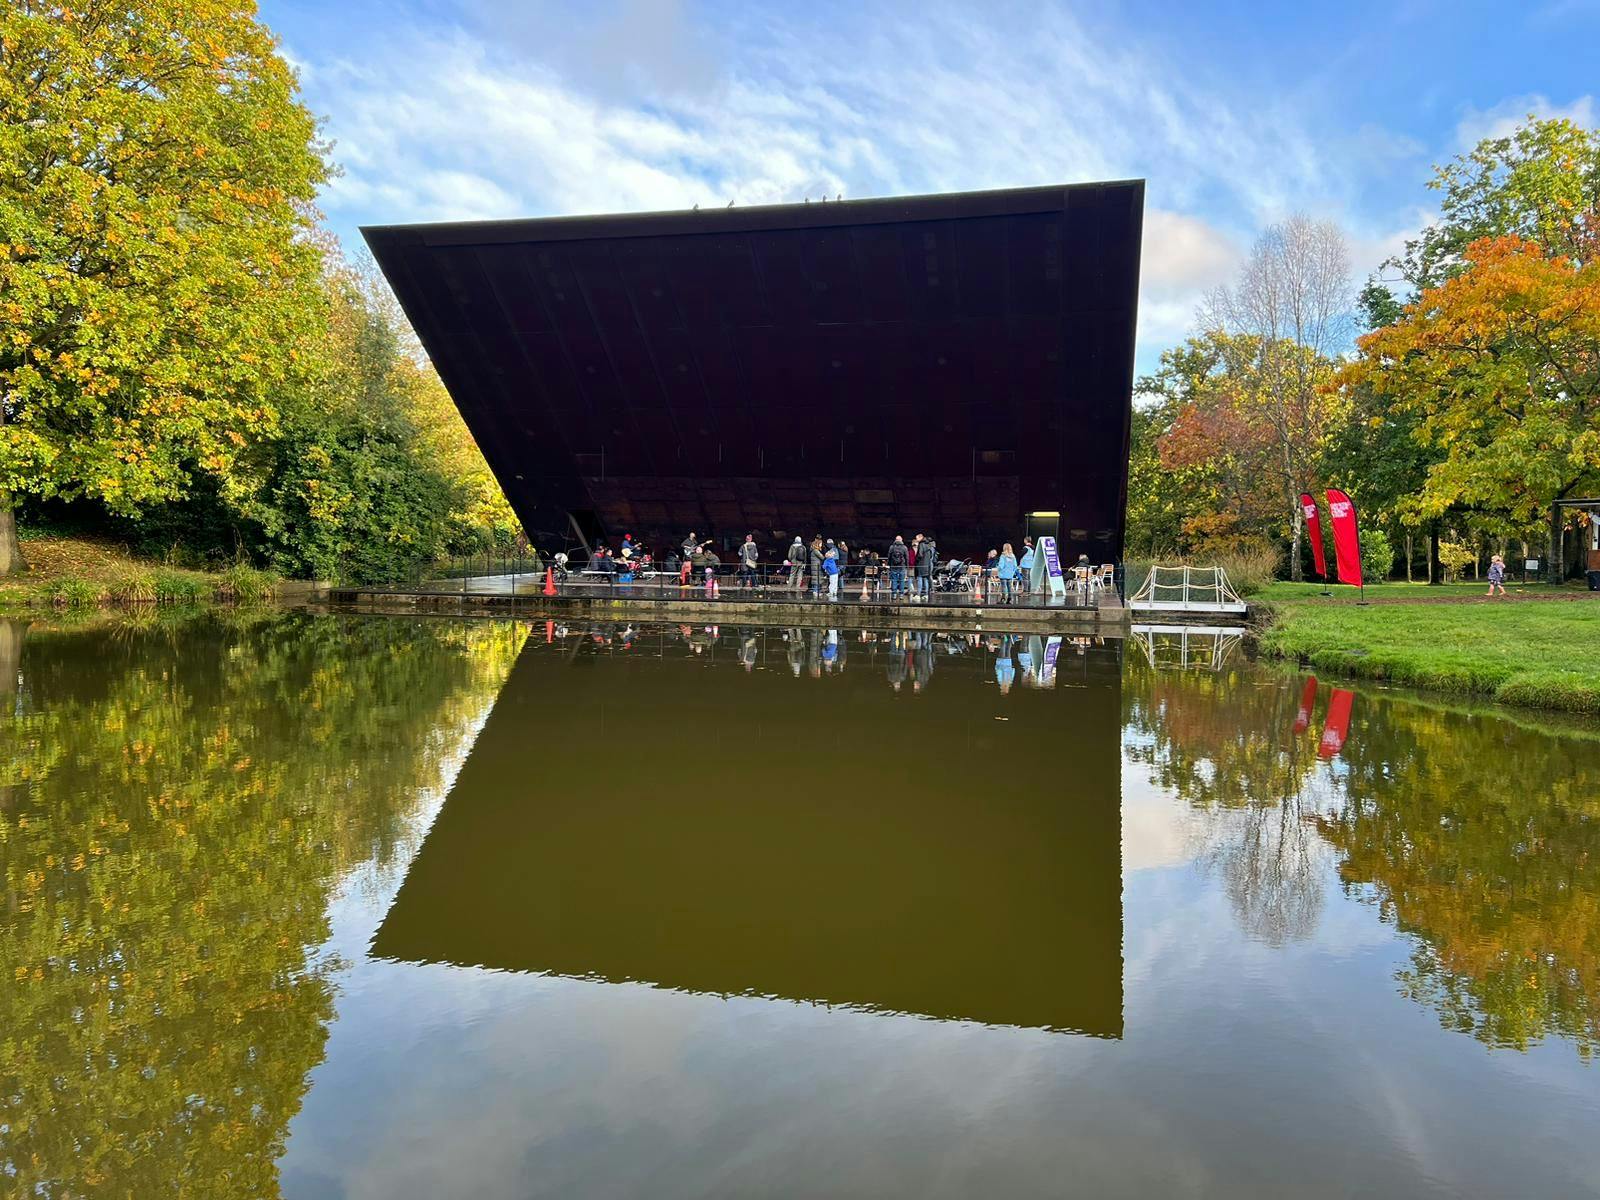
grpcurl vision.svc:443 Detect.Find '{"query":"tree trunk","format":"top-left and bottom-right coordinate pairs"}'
top-left (1405, 533), bottom-right (1413, 583)
top-left (0, 491), bottom-right (24, 577)
top-left (1289, 497), bottom-right (1303, 582)
top-left (0, 619), bottom-right (24, 812)
top-left (1428, 521), bottom-right (1441, 585)
top-left (1549, 505), bottom-right (1562, 584)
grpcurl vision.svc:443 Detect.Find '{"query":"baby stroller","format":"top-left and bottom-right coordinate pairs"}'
top-left (933, 558), bottom-right (971, 593)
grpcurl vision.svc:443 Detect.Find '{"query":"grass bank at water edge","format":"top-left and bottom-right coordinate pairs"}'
top-left (0, 537), bottom-right (281, 616)
top-left (1258, 596), bottom-right (1600, 715)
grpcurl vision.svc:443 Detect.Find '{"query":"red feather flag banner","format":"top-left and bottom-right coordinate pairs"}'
top-left (1325, 488), bottom-right (1364, 590)
top-left (1292, 675), bottom-right (1318, 734)
top-left (1318, 689), bottom-right (1355, 759)
top-left (1300, 492), bottom-right (1327, 578)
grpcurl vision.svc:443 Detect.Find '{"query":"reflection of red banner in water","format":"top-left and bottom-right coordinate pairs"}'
top-left (1293, 675), bottom-right (1318, 734)
top-left (1326, 488), bottom-right (1363, 588)
top-left (1318, 688), bottom-right (1354, 758)
top-left (1300, 493), bottom-right (1327, 579)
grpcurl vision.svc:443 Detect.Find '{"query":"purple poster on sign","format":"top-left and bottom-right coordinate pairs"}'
top-left (1039, 536), bottom-right (1064, 578)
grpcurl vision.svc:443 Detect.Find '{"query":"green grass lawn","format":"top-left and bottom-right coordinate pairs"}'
top-left (1257, 579), bottom-right (1582, 603)
top-left (1258, 591), bottom-right (1600, 714)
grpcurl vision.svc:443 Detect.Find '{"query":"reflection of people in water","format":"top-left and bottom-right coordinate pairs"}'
top-left (911, 631), bottom-right (934, 693)
top-left (803, 628), bottom-right (823, 678)
top-left (994, 637), bottom-right (1016, 694)
top-left (886, 631), bottom-right (908, 691)
top-left (785, 628), bottom-right (805, 677)
top-left (542, 620), bottom-right (1102, 698)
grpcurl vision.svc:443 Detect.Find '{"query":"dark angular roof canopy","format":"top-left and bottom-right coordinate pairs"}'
top-left (363, 180), bottom-right (1143, 558)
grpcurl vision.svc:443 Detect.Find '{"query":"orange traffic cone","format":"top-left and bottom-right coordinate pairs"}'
top-left (542, 567), bottom-right (558, 596)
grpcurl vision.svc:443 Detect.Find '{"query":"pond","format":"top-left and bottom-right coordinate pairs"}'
top-left (1, 611), bottom-right (1596, 1198)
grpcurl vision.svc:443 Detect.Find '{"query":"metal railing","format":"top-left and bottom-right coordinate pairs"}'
top-left (384, 559), bottom-right (1124, 609)
top-left (348, 547), bottom-right (1129, 613)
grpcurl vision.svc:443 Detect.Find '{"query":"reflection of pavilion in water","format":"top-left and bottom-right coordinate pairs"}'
top-left (373, 624), bottom-right (1124, 1037)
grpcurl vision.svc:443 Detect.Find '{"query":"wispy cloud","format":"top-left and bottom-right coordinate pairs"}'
top-left (284, 2), bottom-right (1493, 366)
top-left (1453, 92), bottom-right (1597, 148)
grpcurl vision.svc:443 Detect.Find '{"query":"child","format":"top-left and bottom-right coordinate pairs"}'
top-left (1486, 554), bottom-right (1507, 597)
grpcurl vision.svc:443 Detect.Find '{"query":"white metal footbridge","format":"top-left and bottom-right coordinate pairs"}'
top-left (1128, 565), bottom-right (1248, 615)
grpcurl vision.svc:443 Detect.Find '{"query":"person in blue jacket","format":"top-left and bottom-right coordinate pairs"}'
top-left (1017, 537), bottom-right (1043, 595)
top-left (997, 542), bottom-right (1020, 604)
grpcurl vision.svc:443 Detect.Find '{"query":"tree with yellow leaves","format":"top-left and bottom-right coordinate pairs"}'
top-left (0, 1), bottom-right (330, 575)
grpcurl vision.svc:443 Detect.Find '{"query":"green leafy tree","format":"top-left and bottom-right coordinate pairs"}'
top-left (246, 261), bottom-right (461, 582)
top-left (1393, 115), bottom-right (1600, 289)
top-left (0, 1), bottom-right (331, 575)
top-left (1137, 328), bottom-right (1342, 564)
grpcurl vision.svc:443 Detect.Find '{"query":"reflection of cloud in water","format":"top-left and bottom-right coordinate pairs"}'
top-left (1120, 767), bottom-right (1210, 873)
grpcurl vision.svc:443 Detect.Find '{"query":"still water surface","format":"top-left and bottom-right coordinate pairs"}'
top-left (1, 612), bottom-right (1596, 1198)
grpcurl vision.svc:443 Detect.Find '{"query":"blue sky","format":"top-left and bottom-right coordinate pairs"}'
top-left (260, 0), bottom-right (1600, 373)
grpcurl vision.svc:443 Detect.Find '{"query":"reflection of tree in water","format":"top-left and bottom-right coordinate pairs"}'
top-left (1319, 700), bottom-right (1600, 1060)
top-left (0, 611), bottom-right (526, 1198)
top-left (1124, 660), bottom-right (1328, 944)
top-left (1127, 658), bottom-right (1600, 1060)
top-left (1209, 796), bottom-right (1326, 946)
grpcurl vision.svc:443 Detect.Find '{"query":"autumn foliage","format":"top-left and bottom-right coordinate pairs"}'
top-left (1343, 236), bottom-right (1600, 528)
top-left (0, 2), bottom-right (517, 581)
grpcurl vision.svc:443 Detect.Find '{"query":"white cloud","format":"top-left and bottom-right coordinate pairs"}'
top-left (291, 6), bottom-right (1428, 366)
top-left (1453, 93), bottom-right (1597, 148)
top-left (1137, 209), bottom-right (1242, 346)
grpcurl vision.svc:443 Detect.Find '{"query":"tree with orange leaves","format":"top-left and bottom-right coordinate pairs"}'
top-left (1342, 236), bottom-right (1600, 565)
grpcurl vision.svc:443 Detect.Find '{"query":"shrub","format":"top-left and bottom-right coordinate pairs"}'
top-left (47, 577), bottom-right (107, 608)
top-left (152, 570), bottom-right (207, 605)
top-left (1437, 539), bottom-right (1476, 582)
top-left (106, 569), bottom-right (158, 604)
top-left (1213, 540), bottom-right (1281, 597)
top-left (1360, 528), bottom-right (1395, 582)
top-left (216, 564), bottom-right (278, 604)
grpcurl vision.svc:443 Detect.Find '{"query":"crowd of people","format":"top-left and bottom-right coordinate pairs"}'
top-left (567, 529), bottom-right (1105, 604)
